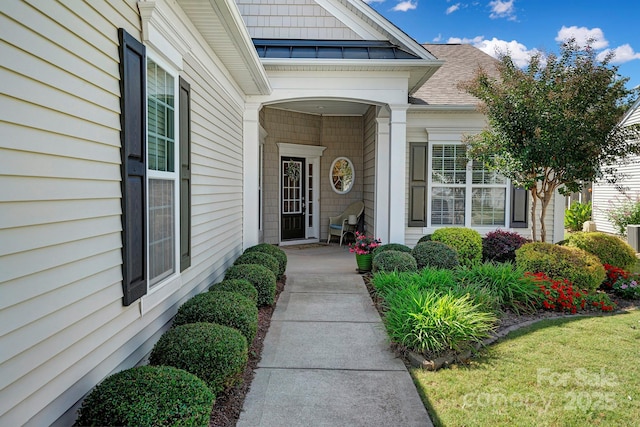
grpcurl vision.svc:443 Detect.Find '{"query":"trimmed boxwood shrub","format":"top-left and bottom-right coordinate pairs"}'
top-left (234, 251), bottom-right (279, 278)
top-left (372, 243), bottom-right (412, 255)
top-left (515, 242), bottom-right (606, 292)
top-left (209, 279), bottom-right (258, 304)
top-left (372, 250), bottom-right (418, 273)
top-left (149, 322), bottom-right (248, 395)
top-left (74, 365), bottom-right (214, 427)
top-left (417, 234), bottom-right (432, 244)
top-left (482, 229), bottom-right (529, 263)
top-left (566, 232), bottom-right (637, 270)
top-left (173, 291), bottom-right (257, 343)
top-left (244, 243), bottom-right (287, 279)
top-left (411, 241), bottom-right (459, 270)
top-left (431, 227), bottom-right (482, 266)
top-left (225, 264), bottom-right (276, 306)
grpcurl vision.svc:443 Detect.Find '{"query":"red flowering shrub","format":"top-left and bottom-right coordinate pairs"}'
top-left (602, 263), bottom-right (629, 289)
top-left (526, 272), bottom-right (586, 314)
top-left (526, 272), bottom-right (617, 313)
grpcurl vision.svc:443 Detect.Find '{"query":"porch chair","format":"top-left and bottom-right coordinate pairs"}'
top-left (327, 200), bottom-right (365, 246)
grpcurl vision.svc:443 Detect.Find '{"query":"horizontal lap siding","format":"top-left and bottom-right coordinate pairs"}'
top-left (0, 1), bottom-right (138, 425)
top-left (592, 106), bottom-right (640, 234)
top-left (0, 1), bottom-right (246, 425)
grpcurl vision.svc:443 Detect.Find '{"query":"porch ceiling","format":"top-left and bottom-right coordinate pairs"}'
top-left (267, 99), bottom-right (371, 116)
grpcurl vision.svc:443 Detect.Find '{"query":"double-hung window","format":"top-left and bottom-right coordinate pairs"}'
top-left (409, 141), bottom-right (511, 229)
top-left (118, 28), bottom-right (191, 306)
top-left (147, 57), bottom-right (178, 286)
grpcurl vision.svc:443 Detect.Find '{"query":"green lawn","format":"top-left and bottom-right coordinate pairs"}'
top-left (412, 309), bottom-right (640, 427)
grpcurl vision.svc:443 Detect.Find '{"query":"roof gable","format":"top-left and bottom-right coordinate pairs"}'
top-left (411, 44), bottom-right (500, 106)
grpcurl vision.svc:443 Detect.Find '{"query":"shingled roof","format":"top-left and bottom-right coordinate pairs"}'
top-left (410, 43), bottom-right (499, 106)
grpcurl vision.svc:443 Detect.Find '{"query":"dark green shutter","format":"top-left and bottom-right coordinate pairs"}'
top-left (409, 142), bottom-right (428, 227)
top-left (179, 77), bottom-right (191, 271)
top-left (510, 186), bottom-right (528, 228)
top-left (118, 28), bottom-right (147, 306)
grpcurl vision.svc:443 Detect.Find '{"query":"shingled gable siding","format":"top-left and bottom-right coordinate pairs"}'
top-left (0, 1), bottom-right (246, 424)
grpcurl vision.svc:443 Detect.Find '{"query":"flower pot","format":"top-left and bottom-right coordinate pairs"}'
top-left (355, 253), bottom-right (373, 272)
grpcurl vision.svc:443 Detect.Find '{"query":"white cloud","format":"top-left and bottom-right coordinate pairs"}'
top-left (433, 33), bottom-right (443, 42)
top-left (448, 36), bottom-right (539, 68)
top-left (489, 0), bottom-right (516, 20)
top-left (597, 44), bottom-right (640, 65)
top-left (446, 3), bottom-right (460, 14)
top-left (555, 26), bottom-right (609, 50)
top-left (392, 0), bottom-right (418, 12)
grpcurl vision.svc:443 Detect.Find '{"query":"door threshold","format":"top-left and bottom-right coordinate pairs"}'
top-left (279, 238), bottom-right (320, 247)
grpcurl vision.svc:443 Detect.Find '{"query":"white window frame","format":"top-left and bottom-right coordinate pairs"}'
top-left (427, 141), bottom-right (509, 229)
top-left (146, 50), bottom-right (180, 291)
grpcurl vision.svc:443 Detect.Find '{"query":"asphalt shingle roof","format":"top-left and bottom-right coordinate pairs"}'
top-left (411, 43), bottom-right (500, 106)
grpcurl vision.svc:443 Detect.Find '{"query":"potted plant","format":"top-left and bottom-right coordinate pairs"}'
top-left (349, 232), bottom-right (381, 272)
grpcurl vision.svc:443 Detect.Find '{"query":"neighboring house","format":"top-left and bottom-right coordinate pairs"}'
top-left (592, 98), bottom-right (640, 234)
top-left (0, 0), bottom-right (566, 425)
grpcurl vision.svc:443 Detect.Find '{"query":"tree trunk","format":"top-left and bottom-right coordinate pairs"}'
top-left (530, 187), bottom-right (538, 241)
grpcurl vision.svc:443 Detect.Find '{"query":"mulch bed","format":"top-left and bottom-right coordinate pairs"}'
top-left (209, 278), bottom-right (286, 427)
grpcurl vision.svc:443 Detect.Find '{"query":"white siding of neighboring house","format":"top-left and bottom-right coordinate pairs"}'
top-left (592, 103), bottom-right (640, 234)
top-left (235, 0), bottom-right (362, 40)
top-left (0, 1), bottom-right (248, 425)
top-left (403, 110), bottom-right (559, 246)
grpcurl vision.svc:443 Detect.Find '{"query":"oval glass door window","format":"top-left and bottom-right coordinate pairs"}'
top-left (330, 157), bottom-right (354, 194)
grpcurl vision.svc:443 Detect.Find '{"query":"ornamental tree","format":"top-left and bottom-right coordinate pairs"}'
top-left (462, 39), bottom-right (640, 242)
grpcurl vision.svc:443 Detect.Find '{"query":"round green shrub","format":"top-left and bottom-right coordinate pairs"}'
top-left (515, 242), bottom-right (606, 292)
top-left (372, 243), bottom-right (412, 256)
top-left (431, 227), bottom-right (482, 266)
top-left (417, 234), bottom-right (432, 244)
top-left (372, 250), bottom-right (418, 273)
top-left (209, 279), bottom-right (258, 304)
top-left (225, 264), bottom-right (276, 306)
top-left (411, 241), bottom-right (460, 270)
top-left (244, 243), bottom-right (287, 278)
top-left (566, 232), bottom-right (637, 270)
top-left (173, 291), bottom-right (257, 343)
top-left (234, 251), bottom-right (279, 278)
top-left (74, 365), bottom-right (214, 427)
top-left (149, 322), bottom-right (248, 395)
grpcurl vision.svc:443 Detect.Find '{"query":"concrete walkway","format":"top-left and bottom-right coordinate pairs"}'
top-left (237, 244), bottom-right (433, 427)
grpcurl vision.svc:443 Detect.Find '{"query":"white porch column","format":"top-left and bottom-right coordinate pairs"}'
top-left (374, 112), bottom-right (390, 243)
top-left (553, 188), bottom-right (566, 243)
top-left (243, 103), bottom-right (261, 250)
top-left (388, 105), bottom-right (408, 244)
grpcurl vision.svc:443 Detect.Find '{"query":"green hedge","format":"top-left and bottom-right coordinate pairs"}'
top-left (372, 243), bottom-right (412, 256)
top-left (149, 322), bottom-right (247, 395)
top-left (234, 251), bottom-right (279, 278)
top-left (431, 227), bottom-right (482, 266)
top-left (372, 250), bottom-right (418, 273)
top-left (74, 365), bottom-right (214, 427)
top-left (516, 242), bottom-right (606, 292)
top-left (225, 264), bottom-right (276, 307)
top-left (244, 243), bottom-right (287, 279)
top-left (566, 232), bottom-right (637, 270)
top-left (209, 279), bottom-right (258, 304)
top-left (411, 241), bottom-right (459, 270)
top-left (173, 291), bottom-right (258, 343)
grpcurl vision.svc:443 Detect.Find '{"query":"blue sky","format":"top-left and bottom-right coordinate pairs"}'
top-left (365, 0), bottom-right (640, 90)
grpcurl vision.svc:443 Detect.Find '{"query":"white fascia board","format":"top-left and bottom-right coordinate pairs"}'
top-left (205, 0), bottom-right (271, 94)
top-left (408, 104), bottom-right (479, 112)
top-left (315, 0), bottom-right (387, 40)
top-left (620, 97), bottom-right (640, 127)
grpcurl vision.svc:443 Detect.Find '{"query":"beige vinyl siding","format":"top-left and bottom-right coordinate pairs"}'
top-left (363, 106), bottom-right (376, 236)
top-left (592, 105), bottom-right (640, 234)
top-left (0, 1), bottom-right (247, 425)
top-left (236, 0), bottom-right (362, 40)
